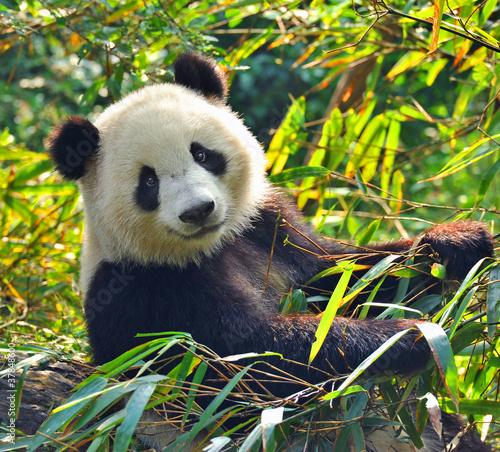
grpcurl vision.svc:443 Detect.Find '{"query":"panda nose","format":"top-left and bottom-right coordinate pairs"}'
top-left (179, 201), bottom-right (215, 225)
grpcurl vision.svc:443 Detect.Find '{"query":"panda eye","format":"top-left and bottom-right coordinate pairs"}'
top-left (146, 175), bottom-right (157, 186)
top-left (194, 150), bottom-right (206, 163)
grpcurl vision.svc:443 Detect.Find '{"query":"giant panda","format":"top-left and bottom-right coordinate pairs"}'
top-left (48, 53), bottom-right (494, 450)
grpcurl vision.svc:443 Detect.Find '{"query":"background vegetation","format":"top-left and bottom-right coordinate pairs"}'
top-left (1, 0), bottom-right (500, 450)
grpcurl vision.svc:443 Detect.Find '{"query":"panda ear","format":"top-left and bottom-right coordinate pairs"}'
top-left (47, 116), bottom-right (100, 180)
top-left (174, 53), bottom-right (228, 103)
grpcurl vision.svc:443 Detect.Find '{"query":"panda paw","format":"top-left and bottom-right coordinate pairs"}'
top-left (419, 221), bottom-right (495, 279)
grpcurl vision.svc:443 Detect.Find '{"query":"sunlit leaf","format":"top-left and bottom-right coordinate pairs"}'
top-left (269, 166), bottom-right (330, 184)
top-left (381, 118), bottom-right (400, 193)
top-left (266, 96), bottom-right (306, 174)
top-left (430, 262), bottom-right (447, 279)
top-left (309, 262), bottom-right (354, 364)
top-left (386, 51), bottom-right (426, 79)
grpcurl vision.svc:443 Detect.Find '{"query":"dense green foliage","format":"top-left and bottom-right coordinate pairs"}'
top-left (1, 0), bottom-right (500, 450)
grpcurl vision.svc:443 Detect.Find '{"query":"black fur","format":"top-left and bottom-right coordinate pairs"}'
top-left (190, 142), bottom-right (227, 176)
top-left (174, 53), bottom-right (228, 102)
top-left (135, 166), bottom-right (160, 211)
top-left (47, 116), bottom-right (99, 180)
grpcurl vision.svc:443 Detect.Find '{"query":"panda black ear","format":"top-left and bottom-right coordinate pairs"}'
top-left (174, 53), bottom-right (228, 103)
top-left (47, 116), bottom-right (100, 180)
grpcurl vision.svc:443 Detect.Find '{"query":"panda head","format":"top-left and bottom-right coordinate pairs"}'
top-left (48, 54), bottom-right (269, 272)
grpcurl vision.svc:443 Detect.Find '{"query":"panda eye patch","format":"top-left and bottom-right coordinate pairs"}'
top-left (135, 166), bottom-right (159, 211)
top-left (190, 142), bottom-right (227, 176)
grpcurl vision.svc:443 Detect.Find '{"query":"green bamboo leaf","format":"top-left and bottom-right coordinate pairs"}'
top-left (380, 381), bottom-right (424, 449)
top-left (12, 159), bottom-right (52, 185)
top-left (425, 135), bottom-right (500, 182)
top-left (11, 184), bottom-right (77, 196)
top-left (72, 382), bottom-right (142, 430)
top-left (0, 438), bottom-right (32, 451)
top-left (80, 77), bottom-right (106, 106)
top-left (345, 101), bottom-right (376, 142)
top-left (362, 127), bottom-right (386, 182)
top-left (344, 254), bottom-right (401, 302)
top-left (381, 118), bottom-right (400, 193)
top-left (86, 433), bottom-right (109, 452)
top-left (386, 51), bottom-right (426, 79)
top-left (166, 365), bottom-right (253, 450)
top-left (439, 398), bottom-right (500, 415)
top-left (321, 384), bottom-right (366, 401)
top-left (0, 0), bottom-right (20, 10)
top-left (430, 262), bottom-right (447, 279)
top-left (426, 59), bottom-right (448, 86)
top-left (435, 258), bottom-right (491, 325)
top-left (359, 275), bottom-right (388, 319)
top-left (448, 286), bottom-right (478, 339)
top-left (0, 147), bottom-right (40, 160)
top-left (227, 26), bottom-right (273, 65)
top-left (306, 260), bottom-right (358, 285)
top-left (266, 96), bottom-right (306, 174)
top-left (476, 157), bottom-right (500, 205)
top-left (309, 262), bottom-right (354, 364)
top-left (345, 114), bottom-right (385, 178)
top-left (268, 166), bottom-right (330, 184)
top-left (479, 0), bottom-right (497, 24)
top-left (113, 382), bottom-right (157, 452)
top-left (333, 390), bottom-right (370, 451)
top-left (487, 265), bottom-right (500, 338)
top-left (356, 219), bottom-right (381, 246)
top-left (337, 329), bottom-right (411, 392)
top-left (451, 323), bottom-right (484, 354)
top-left (182, 361), bottom-right (208, 424)
top-left (390, 169), bottom-right (404, 213)
top-left (298, 109), bottom-right (344, 208)
top-left (3, 194), bottom-right (34, 224)
top-left (416, 323), bottom-right (459, 409)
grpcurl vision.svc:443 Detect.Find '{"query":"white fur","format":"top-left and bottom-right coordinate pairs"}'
top-left (79, 84), bottom-right (270, 291)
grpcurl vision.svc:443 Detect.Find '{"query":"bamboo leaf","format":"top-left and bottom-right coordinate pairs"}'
top-left (309, 262), bottom-right (354, 364)
top-left (113, 383), bottom-right (157, 452)
top-left (381, 118), bottom-right (400, 193)
top-left (266, 97), bottom-right (306, 174)
top-left (356, 219), bottom-right (381, 246)
top-left (417, 323), bottom-right (459, 409)
top-left (487, 265), bottom-right (500, 338)
top-left (386, 51), bottom-right (426, 79)
top-left (476, 157), bottom-right (500, 205)
top-left (12, 159), bottom-right (52, 185)
top-left (428, 0), bottom-right (445, 54)
top-left (440, 398), bottom-right (500, 415)
top-left (268, 166), bottom-right (330, 184)
top-left (337, 329), bottom-right (411, 391)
